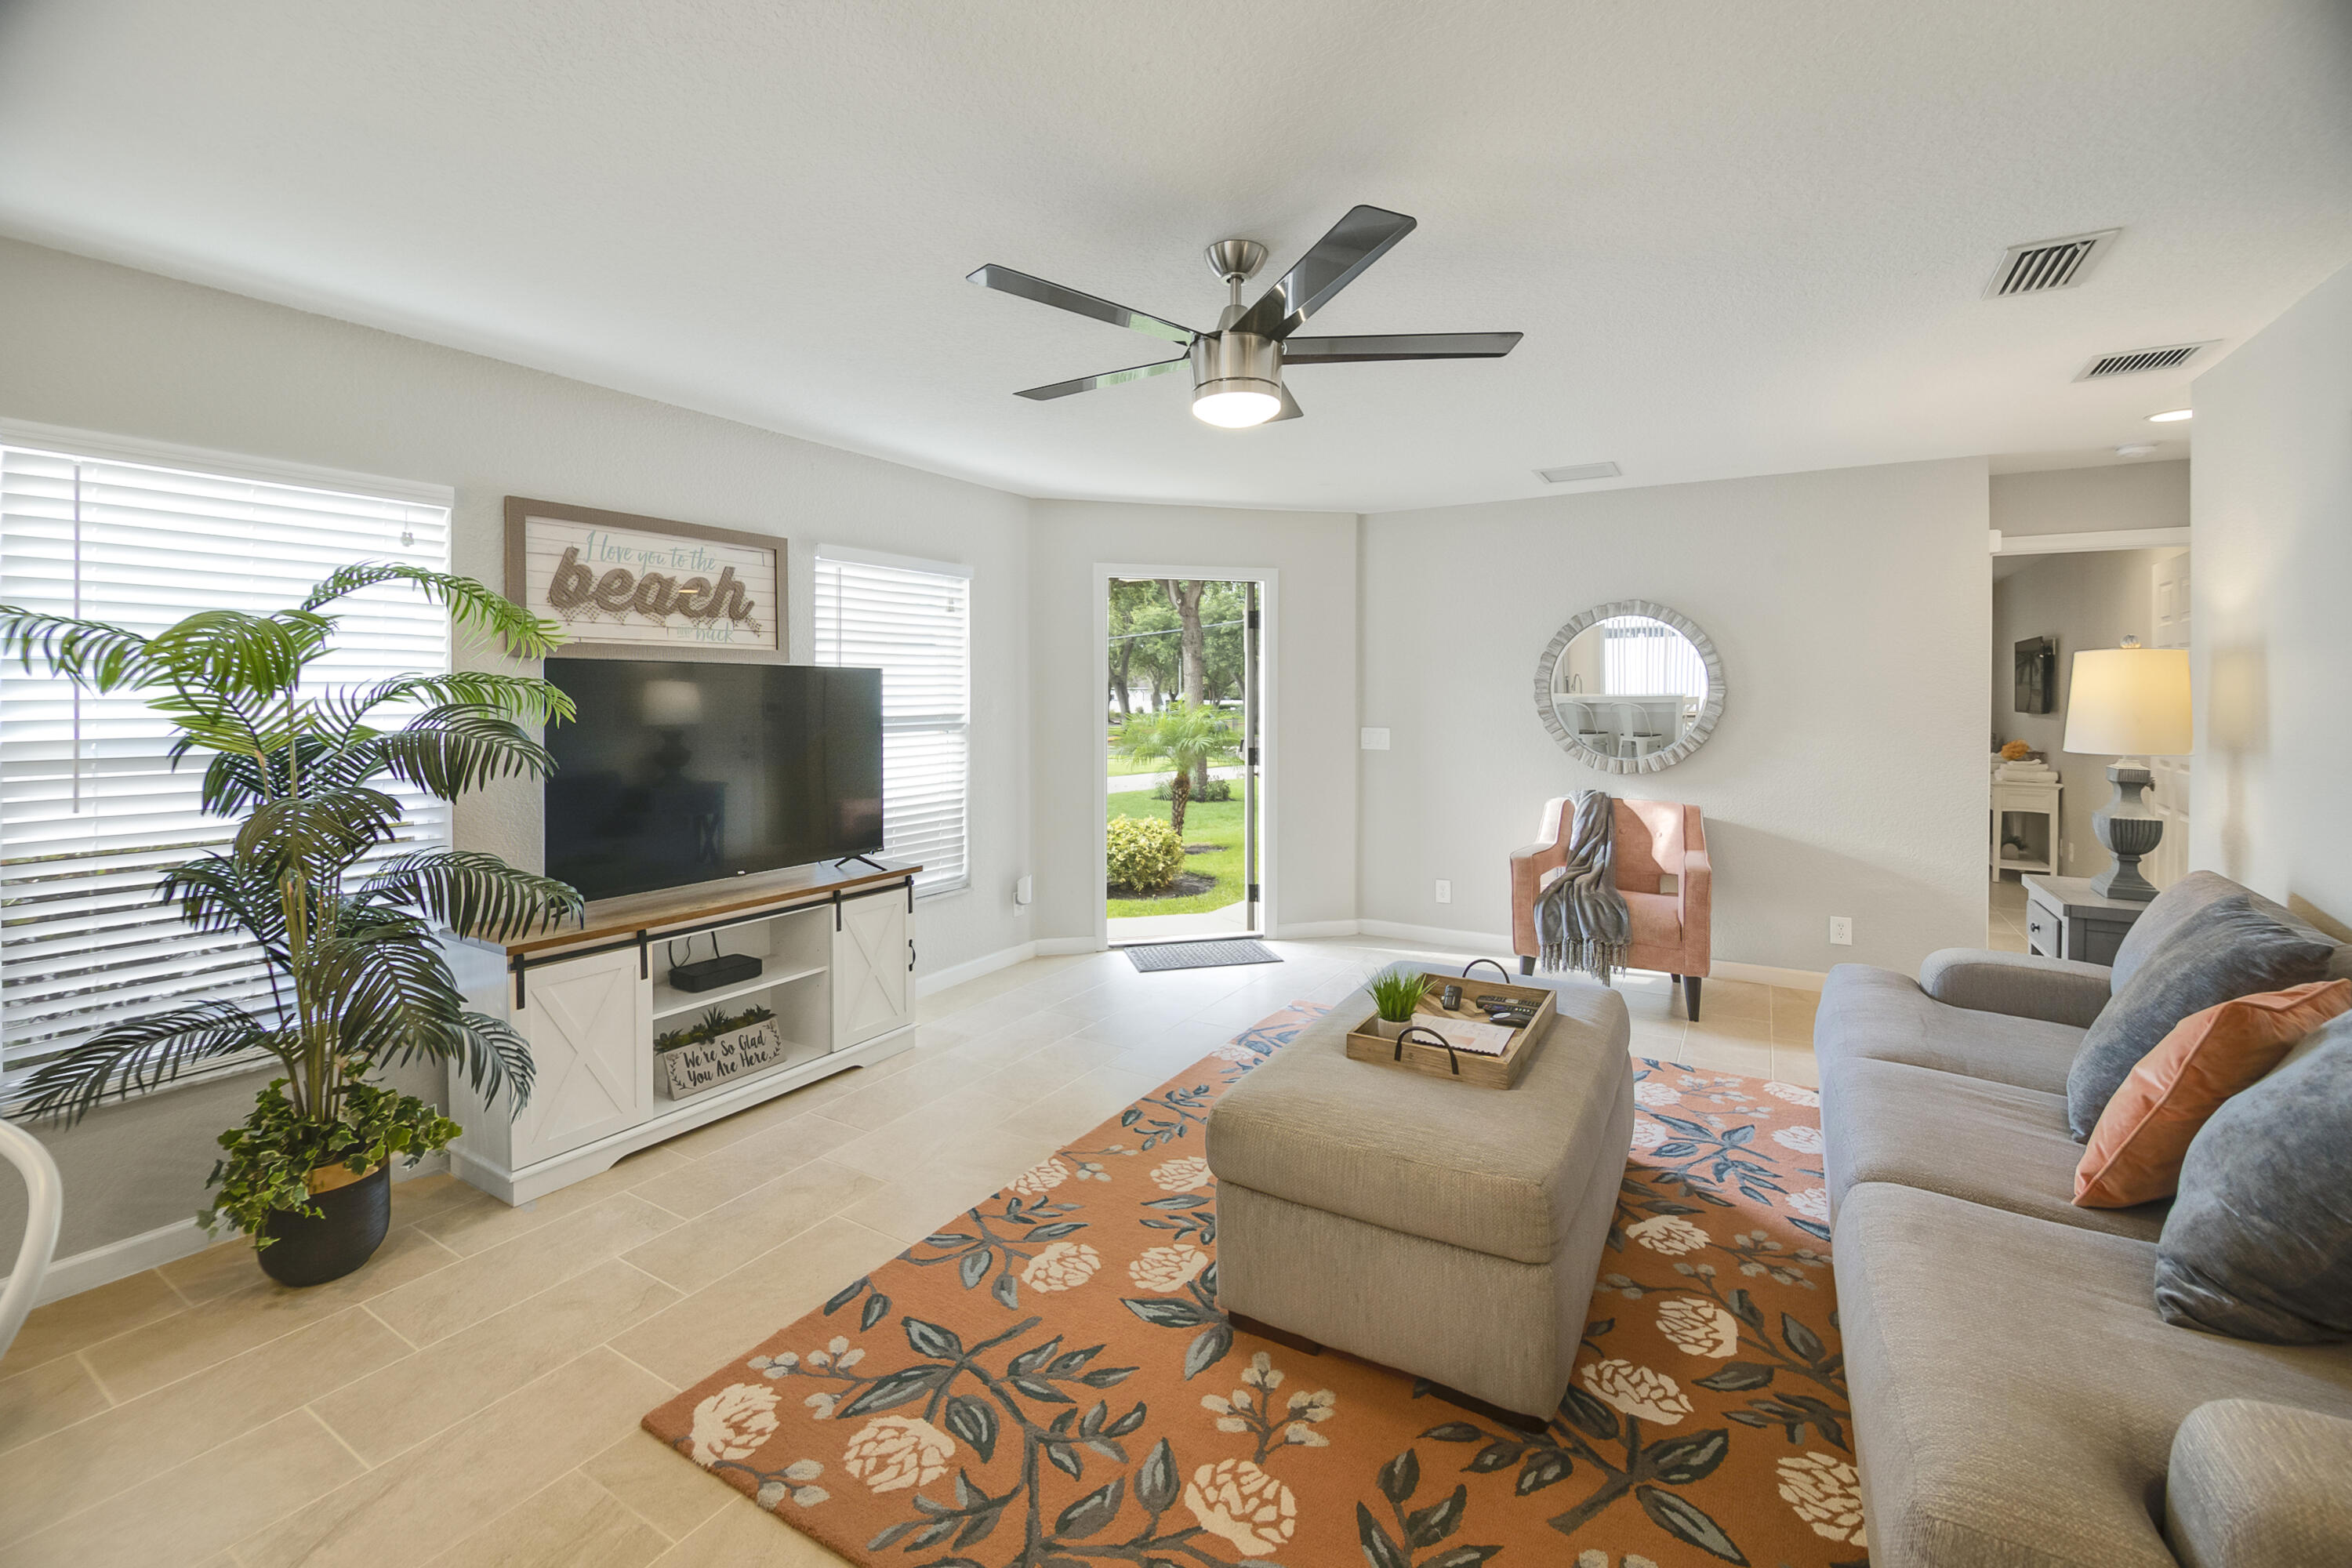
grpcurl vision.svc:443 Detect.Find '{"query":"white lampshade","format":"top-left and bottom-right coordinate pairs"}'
top-left (2063, 644), bottom-right (2191, 757)
top-left (641, 678), bottom-right (704, 728)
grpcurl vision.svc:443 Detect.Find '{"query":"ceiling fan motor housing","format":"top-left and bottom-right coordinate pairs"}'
top-left (1190, 329), bottom-right (1283, 403)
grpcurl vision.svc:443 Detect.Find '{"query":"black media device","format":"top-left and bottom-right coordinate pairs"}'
top-left (541, 657), bottom-right (885, 904)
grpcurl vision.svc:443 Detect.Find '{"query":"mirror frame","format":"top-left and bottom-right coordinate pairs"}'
top-left (1533, 598), bottom-right (1726, 774)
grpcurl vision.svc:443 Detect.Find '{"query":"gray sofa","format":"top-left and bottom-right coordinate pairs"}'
top-left (1817, 872), bottom-right (2352, 1568)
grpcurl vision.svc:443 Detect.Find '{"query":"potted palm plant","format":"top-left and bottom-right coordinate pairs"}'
top-left (1112, 702), bottom-right (1233, 837)
top-left (0, 564), bottom-right (583, 1286)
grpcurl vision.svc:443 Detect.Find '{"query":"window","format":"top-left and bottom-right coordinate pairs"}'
top-left (0, 430), bottom-right (453, 1080)
top-left (1602, 615), bottom-right (1708, 695)
top-left (812, 550), bottom-right (970, 895)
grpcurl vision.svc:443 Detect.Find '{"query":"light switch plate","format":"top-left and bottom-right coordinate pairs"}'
top-left (1360, 728), bottom-right (1391, 750)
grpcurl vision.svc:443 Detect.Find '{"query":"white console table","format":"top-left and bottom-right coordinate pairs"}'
top-left (445, 860), bottom-right (919, 1204)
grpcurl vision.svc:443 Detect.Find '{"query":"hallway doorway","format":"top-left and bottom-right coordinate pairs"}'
top-left (1101, 574), bottom-right (1265, 944)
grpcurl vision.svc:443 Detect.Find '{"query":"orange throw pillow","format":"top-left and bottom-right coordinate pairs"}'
top-left (2075, 979), bottom-right (2352, 1207)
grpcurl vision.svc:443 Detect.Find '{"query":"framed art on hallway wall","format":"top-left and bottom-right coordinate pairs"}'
top-left (505, 496), bottom-right (783, 659)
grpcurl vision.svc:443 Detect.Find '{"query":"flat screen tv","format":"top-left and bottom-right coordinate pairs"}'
top-left (542, 658), bottom-right (884, 902)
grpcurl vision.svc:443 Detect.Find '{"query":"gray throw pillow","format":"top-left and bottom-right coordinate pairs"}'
top-left (2067, 893), bottom-right (2332, 1139)
top-left (2154, 1015), bottom-right (2352, 1343)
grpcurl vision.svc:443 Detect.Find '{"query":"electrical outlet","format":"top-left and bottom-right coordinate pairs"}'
top-left (1435, 880), bottom-right (1452, 904)
top-left (1360, 728), bottom-right (1392, 750)
top-left (1829, 916), bottom-right (1853, 946)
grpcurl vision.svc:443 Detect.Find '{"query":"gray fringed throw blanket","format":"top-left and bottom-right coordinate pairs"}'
top-left (1535, 790), bottom-right (1631, 984)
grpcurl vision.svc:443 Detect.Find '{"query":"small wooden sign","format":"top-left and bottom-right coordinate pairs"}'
top-left (1345, 975), bottom-right (1558, 1089)
top-left (659, 1021), bottom-right (789, 1100)
top-left (506, 497), bottom-right (782, 658)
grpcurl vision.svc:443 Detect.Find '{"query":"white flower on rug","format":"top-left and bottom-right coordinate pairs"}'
top-left (1655, 1297), bottom-right (1740, 1359)
top-left (1009, 1158), bottom-right (1071, 1196)
top-left (1626, 1214), bottom-right (1711, 1255)
top-left (1283, 1387), bottom-right (1337, 1446)
top-left (1580, 1359), bottom-right (1693, 1426)
top-left (1788, 1186), bottom-right (1831, 1223)
top-left (1216, 1040), bottom-right (1262, 1063)
top-left (1184, 1458), bottom-right (1298, 1557)
top-left (1240, 1350), bottom-right (1283, 1389)
top-left (1577, 1555), bottom-right (1662, 1568)
top-left (1151, 1155), bottom-right (1211, 1192)
top-left (688, 1382), bottom-right (780, 1465)
top-left (1772, 1124), bottom-right (1826, 1154)
top-left (841, 1416), bottom-right (954, 1494)
top-left (1129, 1243), bottom-right (1211, 1293)
top-left (1022, 1240), bottom-right (1102, 1292)
top-left (1633, 1080), bottom-right (1678, 1108)
top-left (1765, 1080), bottom-right (1821, 1107)
top-left (1778, 1451), bottom-right (1868, 1544)
top-left (755, 1459), bottom-right (829, 1510)
top-left (1628, 1117), bottom-right (1669, 1152)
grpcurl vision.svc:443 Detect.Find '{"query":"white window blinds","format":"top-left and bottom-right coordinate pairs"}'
top-left (812, 552), bottom-right (970, 895)
top-left (0, 439), bottom-right (453, 1079)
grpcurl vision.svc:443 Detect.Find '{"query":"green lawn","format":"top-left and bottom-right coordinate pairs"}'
top-left (1105, 750), bottom-right (1241, 776)
top-left (1105, 794), bottom-right (1247, 917)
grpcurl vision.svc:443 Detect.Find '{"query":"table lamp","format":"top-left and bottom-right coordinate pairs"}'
top-left (2062, 637), bottom-right (2192, 901)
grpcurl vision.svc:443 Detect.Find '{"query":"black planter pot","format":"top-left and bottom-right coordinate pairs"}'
top-left (258, 1162), bottom-right (390, 1287)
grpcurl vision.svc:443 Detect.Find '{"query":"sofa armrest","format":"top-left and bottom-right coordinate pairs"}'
top-left (2167, 1400), bottom-right (2352, 1568)
top-left (1915, 949), bottom-right (2111, 1029)
top-left (1508, 797), bottom-right (1576, 959)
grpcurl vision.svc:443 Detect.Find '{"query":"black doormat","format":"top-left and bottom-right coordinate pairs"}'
top-left (1123, 938), bottom-right (1282, 973)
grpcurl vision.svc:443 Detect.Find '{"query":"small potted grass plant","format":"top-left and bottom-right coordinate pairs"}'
top-left (1367, 967), bottom-right (1432, 1039)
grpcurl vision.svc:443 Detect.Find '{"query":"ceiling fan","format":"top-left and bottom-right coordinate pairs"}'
top-left (967, 204), bottom-right (1523, 429)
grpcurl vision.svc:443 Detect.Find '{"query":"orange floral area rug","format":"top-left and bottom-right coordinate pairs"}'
top-left (644, 1003), bottom-right (1868, 1567)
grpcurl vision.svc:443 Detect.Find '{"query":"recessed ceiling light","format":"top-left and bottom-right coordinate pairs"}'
top-left (2147, 408), bottom-right (2193, 423)
top-left (2115, 443), bottom-right (2160, 457)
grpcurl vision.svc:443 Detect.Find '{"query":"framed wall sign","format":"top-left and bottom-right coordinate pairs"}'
top-left (505, 497), bottom-right (784, 659)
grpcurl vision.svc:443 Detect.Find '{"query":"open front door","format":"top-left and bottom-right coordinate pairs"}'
top-left (1241, 582), bottom-right (1261, 935)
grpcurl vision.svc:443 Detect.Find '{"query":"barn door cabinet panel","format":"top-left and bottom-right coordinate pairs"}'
top-left (833, 885), bottom-right (913, 1051)
top-left (445, 862), bottom-right (920, 1206)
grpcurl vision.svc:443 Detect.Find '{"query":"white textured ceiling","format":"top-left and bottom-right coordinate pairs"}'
top-left (1, 2), bottom-right (2347, 513)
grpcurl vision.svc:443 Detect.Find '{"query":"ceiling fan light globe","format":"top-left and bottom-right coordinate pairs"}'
top-left (1192, 388), bottom-right (1283, 428)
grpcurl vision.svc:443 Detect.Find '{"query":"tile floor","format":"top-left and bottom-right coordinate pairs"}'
top-left (1989, 873), bottom-right (2031, 952)
top-left (0, 938), bottom-right (1820, 1568)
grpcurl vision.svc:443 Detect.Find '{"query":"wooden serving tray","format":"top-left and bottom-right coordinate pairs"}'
top-left (1344, 975), bottom-right (1557, 1089)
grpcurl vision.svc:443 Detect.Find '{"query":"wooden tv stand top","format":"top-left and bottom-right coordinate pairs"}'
top-left (476, 859), bottom-right (923, 960)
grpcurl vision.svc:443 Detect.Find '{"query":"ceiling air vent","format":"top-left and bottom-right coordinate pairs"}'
top-left (1984, 229), bottom-right (2119, 297)
top-left (2075, 342), bottom-right (2218, 380)
top-left (1536, 461), bottom-right (1621, 484)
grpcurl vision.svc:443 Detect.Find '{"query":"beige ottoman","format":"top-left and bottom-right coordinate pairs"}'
top-left (1205, 979), bottom-right (1634, 1424)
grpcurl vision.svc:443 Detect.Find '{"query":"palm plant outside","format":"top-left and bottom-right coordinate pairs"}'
top-left (0, 564), bottom-right (583, 1242)
top-left (1113, 702), bottom-right (1232, 837)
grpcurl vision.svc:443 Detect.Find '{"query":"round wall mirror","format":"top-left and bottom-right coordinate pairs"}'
top-left (1534, 600), bottom-right (1725, 772)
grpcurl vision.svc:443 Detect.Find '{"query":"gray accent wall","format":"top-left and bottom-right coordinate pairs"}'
top-left (1358, 459), bottom-right (1992, 972)
top-left (2190, 261), bottom-right (2352, 939)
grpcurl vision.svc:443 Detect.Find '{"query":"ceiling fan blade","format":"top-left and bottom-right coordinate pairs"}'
top-left (1280, 332), bottom-right (1523, 364)
top-left (1014, 355), bottom-right (1190, 401)
top-left (1230, 205), bottom-right (1417, 340)
top-left (968, 265), bottom-right (1198, 347)
top-left (1268, 384), bottom-right (1304, 422)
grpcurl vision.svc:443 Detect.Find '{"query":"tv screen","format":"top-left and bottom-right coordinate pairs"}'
top-left (542, 658), bottom-right (884, 902)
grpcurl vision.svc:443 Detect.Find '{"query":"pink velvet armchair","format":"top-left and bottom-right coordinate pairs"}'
top-left (1508, 797), bottom-right (1712, 1019)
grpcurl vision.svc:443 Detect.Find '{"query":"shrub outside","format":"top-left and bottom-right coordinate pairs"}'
top-left (1106, 814), bottom-right (1186, 893)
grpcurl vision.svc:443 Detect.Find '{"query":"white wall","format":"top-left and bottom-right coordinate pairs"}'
top-left (1025, 502), bottom-right (1359, 941)
top-left (0, 236), bottom-right (1036, 1263)
top-left (1990, 459), bottom-right (2188, 537)
top-left (1360, 459), bottom-right (1991, 973)
top-left (1990, 548), bottom-right (2172, 875)
top-left (2190, 262), bottom-right (2352, 937)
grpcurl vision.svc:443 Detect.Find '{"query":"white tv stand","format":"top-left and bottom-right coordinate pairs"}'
top-left (445, 860), bottom-right (920, 1205)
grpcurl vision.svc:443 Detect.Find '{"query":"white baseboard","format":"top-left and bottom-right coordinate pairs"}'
top-left (1270, 920), bottom-right (1359, 939)
top-left (8, 1217), bottom-right (211, 1308)
top-left (916, 941), bottom-right (1037, 997)
top-left (1034, 937), bottom-right (1102, 956)
top-left (1355, 920), bottom-right (1516, 953)
top-left (1713, 960), bottom-right (1828, 992)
